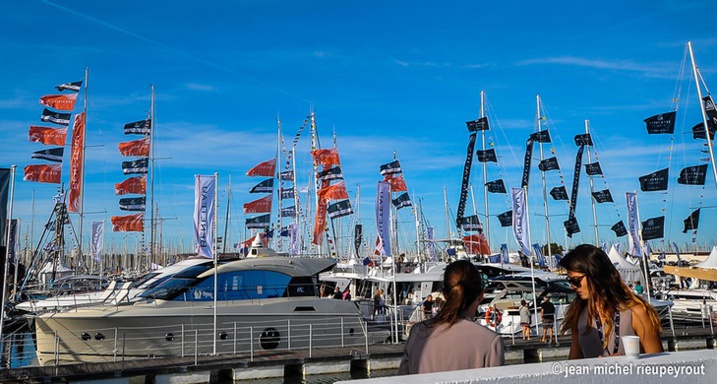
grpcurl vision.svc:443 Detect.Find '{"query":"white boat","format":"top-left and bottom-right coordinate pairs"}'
top-left (34, 256), bottom-right (386, 365)
top-left (665, 288), bottom-right (717, 320)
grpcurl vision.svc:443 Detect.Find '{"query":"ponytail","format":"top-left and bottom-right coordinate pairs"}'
top-left (432, 260), bottom-right (483, 327)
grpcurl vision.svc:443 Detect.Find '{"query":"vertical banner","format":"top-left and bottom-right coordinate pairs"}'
top-left (288, 222), bottom-right (300, 255)
top-left (8, 219), bottom-right (18, 263)
top-left (521, 138), bottom-right (535, 188)
top-left (427, 226), bottom-right (436, 261)
top-left (511, 187), bottom-right (531, 256)
top-left (532, 243), bottom-right (545, 268)
top-left (91, 221), bottom-right (104, 262)
top-left (194, 175), bottom-right (216, 258)
top-left (625, 192), bottom-right (642, 257)
top-left (0, 168), bottom-right (9, 247)
top-left (68, 112), bottom-right (86, 213)
top-left (375, 181), bottom-right (391, 256)
top-left (569, 145), bottom-right (585, 219)
top-left (353, 223), bottom-right (363, 257)
top-left (456, 133), bottom-right (477, 227)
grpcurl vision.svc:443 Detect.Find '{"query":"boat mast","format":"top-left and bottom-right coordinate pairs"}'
top-left (536, 95), bottom-right (551, 256)
top-left (443, 187), bottom-right (451, 241)
top-left (275, 114), bottom-right (283, 251)
top-left (480, 91), bottom-right (490, 250)
top-left (0, 165), bottom-right (17, 340)
top-left (585, 120), bottom-right (600, 244)
top-left (687, 41), bottom-right (717, 191)
top-left (149, 85), bottom-right (156, 268)
top-left (222, 173), bottom-right (231, 254)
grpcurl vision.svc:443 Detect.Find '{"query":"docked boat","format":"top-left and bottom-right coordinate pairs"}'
top-left (664, 289), bottom-right (717, 321)
top-left (34, 256), bottom-right (386, 365)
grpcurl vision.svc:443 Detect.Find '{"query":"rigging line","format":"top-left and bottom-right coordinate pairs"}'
top-left (40, 0), bottom-right (311, 104)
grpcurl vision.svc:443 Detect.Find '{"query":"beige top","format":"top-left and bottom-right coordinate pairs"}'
top-left (398, 313), bottom-right (505, 375)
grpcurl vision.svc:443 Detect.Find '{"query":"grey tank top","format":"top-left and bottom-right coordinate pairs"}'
top-left (577, 307), bottom-right (635, 358)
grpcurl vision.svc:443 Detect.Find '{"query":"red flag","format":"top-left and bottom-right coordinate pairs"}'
top-left (246, 158), bottom-right (276, 177)
top-left (312, 201), bottom-right (328, 246)
top-left (39, 93), bottom-right (78, 111)
top-left (115, 175), bottom-right (147, 195)
top-left (311, 148), bottom-right (340, 168)
top-left (384, 174), bottom-right (408, 192)
top-left (68, 113), bottom-right (85, 213)
top-left (111, 213), bottom-right (144, 232)
top-left (317, 181), bottom-right (349, 203)
top-left (463, 233), bottom-right (491, 255)
top-left (243, 194), bottom-right (273, 214)
top-left (23, 164), bottom-right (61, 184)
top-left (28, 126), bottom-right (67, 146)
top-left (118, 137), bottom-right (150, 157)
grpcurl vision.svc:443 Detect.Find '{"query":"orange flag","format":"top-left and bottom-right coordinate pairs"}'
top-left (115, 175), bottom-right (147, 195)
top-left (384, 174), bottom-right (408, 192)
top-left (311, 148), bottom-right (340, 168)
top-left (243, 194), bottom-right (273, 214)
top-left (111, 213), bottom-right (144, 232)
top-left (118, 137), bottom-right (150, 157)
top-left (28, 126), bottom-right (67, 146)
top-left (68, 112), bottom-right (85, 213)
top-left (39, 93), bottom-right (78, 111)
top-left (317, 181), bottom-right (349, 203)
top-left (246, 158), bottom-right (276, 177)
top-left (23, 164), bottom-right (61, 184)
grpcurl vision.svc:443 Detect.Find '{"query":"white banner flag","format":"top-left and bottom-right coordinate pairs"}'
top-left (194, 175), bottom-right (216, 259)
top-left (375, 181), bottom-right (391, 256)
top-left (91, 221), bottom-right (104, 262)
top-left (511, 187), bottom-right (531, 257)
top-left (625, 192), bottom-right (642, 257)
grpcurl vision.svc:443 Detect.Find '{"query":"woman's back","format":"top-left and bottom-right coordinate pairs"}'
top-left (399, 316), bottom-right (504, 374)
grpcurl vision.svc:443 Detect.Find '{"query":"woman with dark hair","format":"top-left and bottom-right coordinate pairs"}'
top-left (398, 260), bottom-right (504, 374)
top-left (560, 244), bottom-right (663, 359)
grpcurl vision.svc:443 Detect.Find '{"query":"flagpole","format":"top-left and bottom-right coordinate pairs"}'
top-left (0, 165), bottom-right (17, 342)
top-left (149, 84), bottom-right (155, 269)
top-left (213, 172), bottom-right (219, 355)
top-left (585, 120), bottom-right (599, 244)
top-left (633, 192), bottom-right (651, 303)
top-left (688, 41), bottom-right (717, 191)
top-left (536, 95), bottom-right (551, 258)
top-left (523, 185), bottom-right (540, 338)
top-left (78, 67), bottom-right (88, 263)
top-left (480, 91), bottom-right (491, 255)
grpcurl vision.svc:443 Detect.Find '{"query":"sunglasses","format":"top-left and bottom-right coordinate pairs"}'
top-left (566, 275), bottom-right (586, 288)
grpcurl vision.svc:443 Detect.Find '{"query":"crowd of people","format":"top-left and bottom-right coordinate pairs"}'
top-left (398, 243), bottom-right (664, 375)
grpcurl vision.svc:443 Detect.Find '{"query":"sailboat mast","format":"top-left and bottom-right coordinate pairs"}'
top-left (276, 115), bottom-right (283, 251)
top-left (443, 187), bottom-right (451, 240)
top-left (222, 173), bottom-right (231, 254)
top-left (309, 110), bottom-right (321, 255)
top-left (291, 148), bottom-right (300, 255)
top-left (687, 41), bottom-right (717, 190)
top-left (536, 95), bottom-right (551, 255)
top-left (585, 120), bottom-right (599, 244)
top-left (149, 85), bottom-right (156, 267)
top-left (480, 91), bottom-right (490, 249)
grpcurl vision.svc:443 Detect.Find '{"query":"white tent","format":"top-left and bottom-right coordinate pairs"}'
top-left (696, 246), bottom-right (717, 269)
top-left (608, 245), bottom-right (645, 287)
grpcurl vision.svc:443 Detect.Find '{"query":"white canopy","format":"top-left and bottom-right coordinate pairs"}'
top-left (696, 246), bottom-right (717, 269)
top-left (608, 245), bottom-right (645, 286)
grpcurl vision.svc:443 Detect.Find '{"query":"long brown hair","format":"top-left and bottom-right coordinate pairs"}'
top-left (559, 244), bottom-right (662, 349)
top-left (432, 260), bottom-right (484, 327)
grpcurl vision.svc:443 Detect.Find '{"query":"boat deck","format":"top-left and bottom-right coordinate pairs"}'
top-left (1, 326), bottom-right (714, 383)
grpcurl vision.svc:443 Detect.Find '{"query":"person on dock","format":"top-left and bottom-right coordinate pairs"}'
top-left (540, 295), bottom-right (555, 344)
top-left (398, 260), bottom-right (504, 374)
top-left (333, 286), bottom-right (343, 299)
top-left (559, 244), bottom-right (663, 359)
top-left (422, 295), bottom-right (434, 319)
top-left (519, 299), bottom-right (531, 340)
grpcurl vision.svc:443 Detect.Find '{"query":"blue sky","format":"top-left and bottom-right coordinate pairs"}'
top-left (2, 0), bottom-right (717, 258)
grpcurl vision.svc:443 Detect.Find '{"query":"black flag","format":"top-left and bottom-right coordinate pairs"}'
top-left (564, 217), bottom-right (580, 238)
top-left (121, 158), bottom-right (149, 174)
top-left (644, 111), bottom-right (677, 134)
top-left (0, 169), bottom-right (10, 246)
top-left (458, 215), bottom-right (482, 231)
top-left (574, 133), bottom-right (593, 146)
top-left (692, 121), bottom-right (716, 140)
top-left (497, 211), bottom-right (512, 227)
top-left (379, 160), bottom-right (401, 175)
top-left (683, 208), bottom-right (700, 233)
top-left (538, 157), bottom-right (560, 171)
top-left (476, 149), bottom-right (497, 163)
top-left (521, 138), bottom-right (534, 188)
top-left (585, 162), bottom-right (603, 176)
top-left (485, 179), bottom-right (507, 194)
top-left (281, 206), bottom-right (297, 218)
top-left (638, 168), bottom-right (669, 191)
top-left (124, 119), bottom-right (152, 135)
top-left (249, 178), bottom-right (274, 193)
top-left (55, 80), bottom-right (83, 92)
top-left (354, 223), bottom-right (363, 256)
top-left (328, 199), bottom-right (354, 219)
top-left (280, 188), bottom-right (295, 200)
top-left (318, 165), bottom-right (343, 181)
top-left (466, 117), bottom-right (489, 132)
top-left (246, 214), bottom-right (271, 229)
top-left (31, 147), bottom-right (64, 163)
top-left (279, 170), bottom-right (294, 181)
top-left (569, 146), bottom-right (585, 219)
top-left (392, 192), bottom-right (412, 210)
top-left (591, 189), bottom-right (613, 203)
top-left (40, 108), bottom-right (71, 126)
top-left (641, 216), bottom-right (665, 240)
top-left (611, 221), bottom-right (627, 237)
top-left (678, 164), bottom-right (708, 185)
top-left (530, 130), bottom-right (551, 143)
top-left (119, 196), bottom-right (146, 211)
top-left (550, 186), bottom-right (569, 200)
top-left (456, 133), bottom-right (477, 225)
